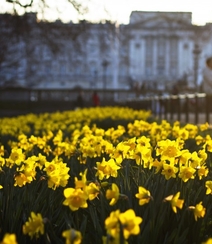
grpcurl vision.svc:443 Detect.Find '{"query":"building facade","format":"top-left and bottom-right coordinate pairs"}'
top-left (120, 11), bottom-right (212, 91)
top-left (0, 11), bottom-right (212, 91)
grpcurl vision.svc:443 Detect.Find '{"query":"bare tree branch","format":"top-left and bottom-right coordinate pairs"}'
top-left (67, 0), bottom-right (88, 15)
top-left (5, 0), bottom-right (89, 17)
top-left (6, 0), bottom-right (33, 8)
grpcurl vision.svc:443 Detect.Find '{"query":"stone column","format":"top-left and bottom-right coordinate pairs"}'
top-left (153, 37), bottom-right (157, 78)
top-left (165, 37), bottom-right (170, 78)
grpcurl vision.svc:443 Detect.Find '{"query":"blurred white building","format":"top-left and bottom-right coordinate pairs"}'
top-left (120, 11), bottom-right (212, 91)
top-left (0, 11), bottom-right (212, 91)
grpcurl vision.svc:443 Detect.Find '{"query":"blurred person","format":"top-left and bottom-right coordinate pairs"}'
top-left (171, 83), bottom-right (179, 113)
top-left (200, 57), bottom-right (212, 112)
top-left (92, 91), bottom-right (100, 106)
top-left (202, 57), bottom-right (212, 94)
top-left (76, 91), bottom-right (84, 109)
top-left (134, 81), bottom-right (141, 97)
top-left (140, 82), bottom-right (146, 95)
top-left (171, 83), bottom-right (179, 95)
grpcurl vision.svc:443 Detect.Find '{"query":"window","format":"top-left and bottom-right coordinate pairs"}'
top-left (43, 46), bottom-right (51, 60)
top-left (60, 61), bottom-right (67, 74)
top-left (169, 37), bottom-right (178, 76)
top-left (157, 36), bottom-right (166, 75)
top-left (145, 37), bottom-right (153, 76)
top-left (135, 43), bottom-right (140, 48)
top-left (74, 61), bottom-right (82, 76)
top-left (184, 43), bottom-right (188, 49)
top-left (45, 61), bottom-right (51, 74)
top-left (52, 61), bottom-right (59, 73)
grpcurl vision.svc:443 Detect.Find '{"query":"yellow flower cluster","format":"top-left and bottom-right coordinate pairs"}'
top-left (1, 107), bottom-right (212, 243)
top-left (0, 107), bottom-right (151, 136)
top-left (104, 209), bottom-right (142, 240)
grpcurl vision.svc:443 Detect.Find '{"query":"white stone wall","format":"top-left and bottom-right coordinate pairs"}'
top-left (1, 12), bottom-right (212, 91)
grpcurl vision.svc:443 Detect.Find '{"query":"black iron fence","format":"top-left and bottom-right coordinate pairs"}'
top-left (0, 87), bottom-right (211, 124)
top-left (125, 93), bottom-right (212, 124)
top-left (0, 87), bottom-right (135, 117)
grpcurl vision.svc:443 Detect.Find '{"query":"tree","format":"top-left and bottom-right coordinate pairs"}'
top-left (0, 0), bottom-right (118, 88)
top-left (0, 0), bottom-right (92, 87)
top-left (3, 0), bottom-right (89, 20)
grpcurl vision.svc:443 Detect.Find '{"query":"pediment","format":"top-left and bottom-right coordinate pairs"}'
top-left (129, 11), bottom-right (192, 29)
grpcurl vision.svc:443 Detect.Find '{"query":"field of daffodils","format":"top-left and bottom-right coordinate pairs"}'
top-left (0, 106), bottom-right (212, 244)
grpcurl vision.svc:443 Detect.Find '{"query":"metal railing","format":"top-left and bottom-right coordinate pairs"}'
top-left (0, 87), bottom-right (136, 117)
top-left (125, 93), bottom-right (211, 124)
top-left (0, 87), bottom-right (211, 124)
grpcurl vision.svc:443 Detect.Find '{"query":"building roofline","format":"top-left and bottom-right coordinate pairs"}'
top-left (130, 10), bottom-right (192, 14)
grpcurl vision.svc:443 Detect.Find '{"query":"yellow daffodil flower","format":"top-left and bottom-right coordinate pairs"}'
top-left (205, 181), bottom-right (212, 195)
top-left (106, 183), bottom-right (120, 205)
top-left (198, 149), bottom-right (208, 162)
top-left (205, 139), bottom-right (212, 152)
top-left (111, 141), bottom-right (129, 164)
top-left (199, 122), bottom-right (209, 131)
top-left (161, 162), bottom-right (178, 180)
top-left (197, 165), bottom-right (209, 180)
top-left (0, 233), bottom-right (18, 244)
top-left (164, 192), bottom-right (184, 213)
top-left (202, 238), bottom-right (212, 244)
top-left (96, 158), bottom-right (120, 180)
top-left (135, 186), bottom-right (152, 206)
top-left (22, 212), bottom-right (44, 239)
top-left (0, 156), bottom-right (5, 169)
top-left (178, 166), bottom-right (196, 182)
top-left (134, 145), bottom-right (152, 168)
top-left (152, 159), bottom-right (164, 174)
top-left (44, 157), bottom-right (70, 190)
top-left (7, 148), bottom-right (25, 167)
top-left (105, 209), bottom-right (142, 240)
top-left (74, 169), bottom-right (88, 189)
top-left (105, 210), bottom-right (120, 238)
top-left (53, 130), bottom-right (63, 145)
top-left (188, 201), bottom-right (206, 221)
top-left (0, 145), bottom-right (4, 157)
top-left (195, 135), bottom-right (205, 145)
top-left (178, 149), bottom-right (192, 166)
top-left (14, 172), bottom-right (29, 187)
top-left (156, 139), bottom-right (181, 164)
top-left (177, 128), bottom-right (189, 140)
top-left (63, 188), bottom-right (88, 211)
top-left (62, 228), bottom-right (82, 244)
top-left (119, 209), bottom-right (143, 239)
top-left (189, 151), bottom-right (202, 169)
top-left (86, 182), bottom-right (100, 201)
top-left (183, 123), bottom-right (198, 138)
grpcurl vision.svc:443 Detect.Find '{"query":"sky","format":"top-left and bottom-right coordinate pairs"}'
top-left (1, 0), bottom-right (212, 25)
top-left (82, 0), bottom-right (212, 25)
